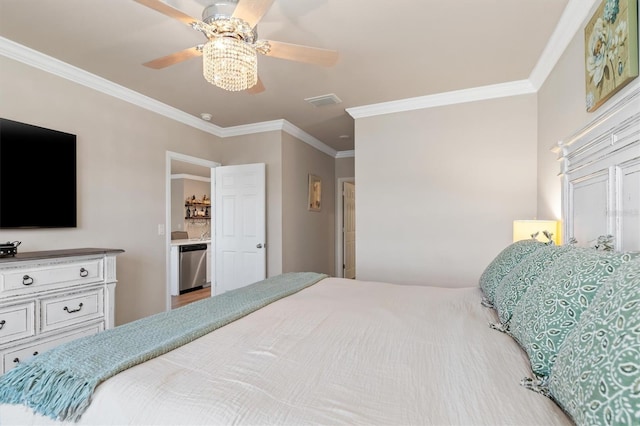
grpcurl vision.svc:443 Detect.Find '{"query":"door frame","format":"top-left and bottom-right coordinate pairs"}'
top-left (334, 177), bottom-right (355, 278)
top-left (165, 151), bottom-right (220, 311)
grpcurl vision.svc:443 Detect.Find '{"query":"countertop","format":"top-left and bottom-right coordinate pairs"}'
top-left (170, 239), bottom-right (211, 247)
top-left (0, 248), bottom-right (125, 263)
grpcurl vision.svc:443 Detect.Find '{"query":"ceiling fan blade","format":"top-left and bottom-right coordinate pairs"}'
top-left (263, 41), bottom-right (339, 67)
top-left (134, 0), bottom-right (199, 26)
top-left (246, 77), bottom-right (265, 94)
top-left (232, 0), bottom-right (275, 28)
top-left (143, 46), bottom-right (202, 69)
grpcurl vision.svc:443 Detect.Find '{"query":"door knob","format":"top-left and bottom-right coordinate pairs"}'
top-left (256, 243), bottom-right (263, 249)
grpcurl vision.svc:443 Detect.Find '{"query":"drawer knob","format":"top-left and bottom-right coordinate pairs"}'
top-left (22, 275), bottom-right (34, 286)
top-left (0, 319), bottom-right (5, 330)
top-left (33, 351), bottom-right (39, 356)
top-left (63, 302), bottom-right (84, 314)
top-left (13, 357), bottom-right (19, 364)
top-left (79, 267), bottom-right (89, 277)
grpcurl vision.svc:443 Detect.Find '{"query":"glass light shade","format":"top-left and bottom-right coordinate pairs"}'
top-left (202, 37), bottom-right (257, 92)
top-left (513, 220), bottom-right (560, 245)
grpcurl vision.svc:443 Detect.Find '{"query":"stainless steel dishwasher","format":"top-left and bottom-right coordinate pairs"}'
top-left (179, 243), bottom-right (207, 294)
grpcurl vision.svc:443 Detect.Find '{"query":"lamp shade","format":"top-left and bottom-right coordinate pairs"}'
top-left (202, 37), bottom-right (258, 92)
top-left (513, 220), bottom-right (560, 245)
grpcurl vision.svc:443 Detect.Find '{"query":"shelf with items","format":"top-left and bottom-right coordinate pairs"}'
top-left (184, 194), bottom-right (211, 220)
top-left (184, 203), bottom-right (210, 220)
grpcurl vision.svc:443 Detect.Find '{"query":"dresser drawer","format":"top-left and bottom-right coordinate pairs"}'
top-left (41, 288), bottom-right (104, 333)
top-left (0, 302), bottom-right (35, 344)
top-left (0, 258), bottom-right (104, 294)
top-left (2, 322), bottom-right (104, 374)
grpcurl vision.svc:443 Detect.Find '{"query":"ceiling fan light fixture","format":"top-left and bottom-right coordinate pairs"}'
top-left (203, 37), bottom-right (257, 92)
top-left (136, 0), bottom-right (338, 94)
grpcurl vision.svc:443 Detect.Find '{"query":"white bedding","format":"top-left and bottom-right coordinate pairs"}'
top-left (1, 277), bottom-right (572, 425)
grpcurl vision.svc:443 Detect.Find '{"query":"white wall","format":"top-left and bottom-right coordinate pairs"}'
top-left (355, 95), bottom-right (538, 286)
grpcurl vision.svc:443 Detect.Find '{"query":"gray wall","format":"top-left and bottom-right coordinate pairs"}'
top-left (282, 132), bottom-right (335, 275)
top-left (0, 57), bottom-right (222, 325)
top-left (335, 157), bottom-right (355, 179)
top-left (354, 95), bottom-right (538, 286)
top-left (0, 56), bottom-right (338, 326)
top-left (350, 6), bottom-right (640, 288)
top-left (5, 8), bottom-right (631, 323)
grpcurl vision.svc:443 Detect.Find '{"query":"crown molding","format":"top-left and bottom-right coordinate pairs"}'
top-left (0, 36), bottom-right (339, 158)
top-left (0, 0), bottom-right (593, 157)
top-left (336, 150), bottom-right (355, 158)
top-left (220, 119), bottom-right (338, 157)
top-left (346, 0), bottom-right (592, 120)
top-left (0, 37), bottom-right (226, 137)
top-left (346, 80), bottom-right (536, 119)
top-left (218, 120), bottom-right (283, 137)
top-left (528, 0), bottom-right (599, 89)
top-left (281, 120), bottom-right (338, 158)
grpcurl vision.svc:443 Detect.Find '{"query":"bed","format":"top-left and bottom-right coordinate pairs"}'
top-left (0, 276), bottom-right (573, 425)
top-left (1, 87), bottom-right (638, 426)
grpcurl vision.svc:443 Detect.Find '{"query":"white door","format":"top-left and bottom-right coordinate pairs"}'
top-left (343, 181), bottom-right (356, 279)
top-left (214, 163), bottom-right (266, 294)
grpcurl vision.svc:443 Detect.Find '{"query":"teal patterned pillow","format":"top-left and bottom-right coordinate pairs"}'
top-left (493, 245), bottom-right (573, 325)
top-left (548, 258), bottom-right (640, 426)
top-left (479, 239), bottom-right (545, 306)
top-left (509, 248), bottom-right (638, 378)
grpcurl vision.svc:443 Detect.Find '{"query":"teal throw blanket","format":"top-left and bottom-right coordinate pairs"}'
top-left (0, 272), bottom-right (328, 422)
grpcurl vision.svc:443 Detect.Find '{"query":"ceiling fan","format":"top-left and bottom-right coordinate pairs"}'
top-left (134, 0), bottom-right (339, 93)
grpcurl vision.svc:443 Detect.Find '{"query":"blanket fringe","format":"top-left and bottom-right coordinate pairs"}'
top-left (0, 272), bottom-right (328, 422)
top-left (0, 363), bottom-right (95, 421)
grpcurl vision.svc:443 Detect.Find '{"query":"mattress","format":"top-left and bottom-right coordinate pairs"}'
top-left (0, 277), bottom-right (572, 425)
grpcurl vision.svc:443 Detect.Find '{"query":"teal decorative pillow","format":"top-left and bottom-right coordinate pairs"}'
top-left (509, 248), bottom-right (638, 378)
top-left (493, 244), bottom-right (573, 326)
top-left (479, 239), bottom-right (545, 306)
top-left (548, 257), bottom-right (640, 425)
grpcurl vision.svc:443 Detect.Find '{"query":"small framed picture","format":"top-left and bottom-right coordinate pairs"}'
top-left (308, 174), bottom-right (322, 212)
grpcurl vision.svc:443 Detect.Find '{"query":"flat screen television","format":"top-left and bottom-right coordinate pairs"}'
top-left (0, 118), bottom-right (77, 228)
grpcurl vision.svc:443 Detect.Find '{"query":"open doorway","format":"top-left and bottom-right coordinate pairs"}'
top-left (165, 151), bottom-right (220, 311)
top-left (335, 177), bottom-right (355, 278)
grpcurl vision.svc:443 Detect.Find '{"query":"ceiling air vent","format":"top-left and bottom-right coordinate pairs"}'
top-left (304, 93), bottom-right (342, 107)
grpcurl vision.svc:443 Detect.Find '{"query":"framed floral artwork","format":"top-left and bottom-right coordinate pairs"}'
top-left (308, 174), bottom-right (322, 212)
top-left (585, 0), bottom-right (638, 112)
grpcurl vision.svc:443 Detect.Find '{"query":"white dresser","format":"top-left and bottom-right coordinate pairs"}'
top-left (0, 248), bottom-right (123, 374)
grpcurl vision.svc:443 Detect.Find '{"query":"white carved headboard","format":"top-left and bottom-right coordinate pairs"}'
top-left (557, 86), bottom-right (640, 251)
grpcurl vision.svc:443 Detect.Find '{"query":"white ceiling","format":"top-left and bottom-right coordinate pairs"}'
top-left (0, 0), bottom-right (570, 152)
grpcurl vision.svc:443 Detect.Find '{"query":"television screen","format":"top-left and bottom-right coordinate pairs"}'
top-left (0, 118), bottom-right (77, 228)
